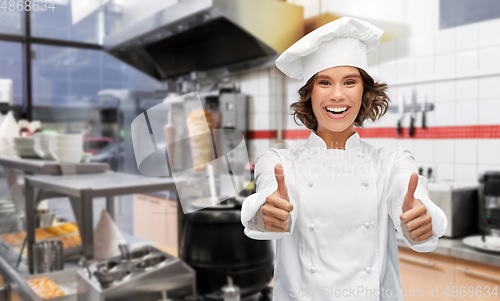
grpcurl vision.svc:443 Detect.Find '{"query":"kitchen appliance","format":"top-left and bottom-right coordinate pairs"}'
top-left (103, 0), bottom-right (304, 81)
top-left (478, 171), bottom-right (500, 236)
top-left (427, 182), bottom-right (478, 238)
top-left (76, 245), bottom-right (197, 301)
top-left (181, 198), bottom-right (274, 298)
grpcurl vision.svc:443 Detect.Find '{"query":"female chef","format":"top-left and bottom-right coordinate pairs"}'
top-left (240, 17), bottom-right (448, 300)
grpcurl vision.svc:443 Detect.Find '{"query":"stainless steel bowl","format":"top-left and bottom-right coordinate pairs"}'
top-left (97, 260), bottom-right (120, 271)
top-left (109, 269), bottom-right (131, 282)
top-left (94, 268), bottom-right (131, 287)
top-left (136, 254), bottom-right (167, 270)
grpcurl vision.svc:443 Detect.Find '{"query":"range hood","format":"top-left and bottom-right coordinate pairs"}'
top-left (103, 0), bottom-right (304, 81)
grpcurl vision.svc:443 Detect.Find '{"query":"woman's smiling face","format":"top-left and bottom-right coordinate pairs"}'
top-left (311, 66), bottom-right (364, 133)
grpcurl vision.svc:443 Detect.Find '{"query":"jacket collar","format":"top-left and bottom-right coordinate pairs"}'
top-left (305, 130), bottom-right (361, 150)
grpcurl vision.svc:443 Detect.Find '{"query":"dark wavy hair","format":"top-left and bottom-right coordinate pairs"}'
top-left (290, 68), bottom-right (390, 131)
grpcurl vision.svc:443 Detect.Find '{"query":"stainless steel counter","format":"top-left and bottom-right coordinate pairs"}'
top-left (397, 234), bottom-right (500, 267)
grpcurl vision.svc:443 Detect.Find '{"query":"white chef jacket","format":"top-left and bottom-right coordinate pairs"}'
top-left (241, 131), bottom-right (448, 301)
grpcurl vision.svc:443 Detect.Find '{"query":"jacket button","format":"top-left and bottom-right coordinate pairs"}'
top-left (365, 267), bottom-right (371, 273)
top-left (364, 222), bottom-right (370, 228)
top-left (306, 154), bottom-right (311, 160)
top-left (308, 181), bottom-right (314, 187)
top-left (361, 180), bottom-right (369, 186)
top-left (310, 266), bottom-right (316, 273)
top-left (309, 223), bottom-right (316, 230)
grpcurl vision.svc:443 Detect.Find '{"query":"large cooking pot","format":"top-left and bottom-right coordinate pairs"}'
top-left (180, 198), bottom-right (274, 297)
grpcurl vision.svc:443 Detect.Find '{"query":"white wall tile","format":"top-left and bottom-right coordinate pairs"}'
top-left (368, 48), bottom-right (380, 66)
top-left (456, 23), bottom-right (478, 51)
top-left (248, 112), bottom-right (270, 130)
top-left (455, 139), bottom-right (477, 164)
top-left (363, 138), bottom-right (379, 148)
top-left (435, 53), bottom-right (456, 78)
top-left (455, 99), bottom-right (478, 125)
top-left (396, 139), bottom-right (415, 154)
top-left (415, 83), bottom-right (435, 103)
top-left (455, 78), bottom-right (478, 101)
top-left (478, 18), bottom-right (500, 48)
top-left (478, 99), bottom-right (500, 125)
top-left (397, 36), bottom-right (416, 60)
top-left (286, 78), bottom-right (302, 105)
top-left (414, 139), bottom-right (434, 163)
top-left (479, 46), bottom-right (500, 74)
top-left (285, 112), bottom-right (305, 130)
top-left (385, 86), bottom-right (398, 102)
top-left (396, 58), bottom-right (415, 83)
top-left (415, 32), bottom-right (434, 57)
top-left (378, 138), bottom-right (397, 149)
top-left (455, 164), bottom-right (478, 182)
top-left (379, 40), bottom-right (397, 63)
top-left (255, 94), bottom-right (272, 114)
top-left (397, 85), bottom-right (414, 101)
top-left (434, 140), bottom-right (455, 163)
top-left (363, 119), bottom-right (379, 129)
top-left (436, 163), bottom-right (454, 181)
top-left (478, 75), bottom-right (500, 100)
top-left (379, 61), bottom-right (397, 84)
top-left (377, 109), bottom-right (399, 128)
top-left (477, 139), bottom-right (500, 165)
top-left (478, 164), bottom-right (500, 176)
top-left (434, 101), bottom-right (455, 126)
top-left (434, 81), bottom-right (455, 102)
top-left (253, 139), bottom-right (271, 161)
top-left (434, 28), bottom-right (455, 54)
top-left (456, 50), bottom-right (478, 76)
top-left (367, 64), bottom-right (381, 82)
top-left (258, 69), bottom-right (270, 97)
top-left (415, 56), bottom-right (434, 80)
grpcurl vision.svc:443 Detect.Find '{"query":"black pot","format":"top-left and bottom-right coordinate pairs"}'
top-left (180, 199), bottom-right (274, 297)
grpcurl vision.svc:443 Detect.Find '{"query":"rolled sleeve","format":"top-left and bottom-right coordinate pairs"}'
top-left (240, 149), bottom-right (299, 240)
top-left (385, 148), bottom-right (448, 252)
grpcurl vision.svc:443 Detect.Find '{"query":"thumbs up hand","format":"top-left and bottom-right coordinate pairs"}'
top-left (261, 163), bottom-right (294, 232)
top-left (399, 172), bottom-right (434, 242)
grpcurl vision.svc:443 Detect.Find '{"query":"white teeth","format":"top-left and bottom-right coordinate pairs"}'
top-left (326, 106), bottom-right (348, 113)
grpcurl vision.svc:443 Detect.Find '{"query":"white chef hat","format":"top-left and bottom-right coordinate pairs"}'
top-left (275, 17), bottom-right (384, 84)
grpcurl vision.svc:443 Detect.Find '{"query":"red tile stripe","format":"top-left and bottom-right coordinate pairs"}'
top-left (247, 125), bottom-right (500, 140)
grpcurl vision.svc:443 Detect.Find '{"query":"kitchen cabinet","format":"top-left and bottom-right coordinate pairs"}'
top-left (398, 247), bottom-right (455, 300)
top-left (398, 247), bottom-right (500, 301)
top-left (454, 258), bottom-right (500, 300)
top-left (133, 194), bottom-right (178, 250)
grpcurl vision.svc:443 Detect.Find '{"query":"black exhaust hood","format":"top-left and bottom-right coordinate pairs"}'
top-left (103, 0), bottom-right (304, 81)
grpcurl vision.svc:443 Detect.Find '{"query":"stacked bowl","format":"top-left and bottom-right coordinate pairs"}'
top-left (13, 137), bottom-right (39, 158)
top-left (49, 134), bottom-right (84, 163)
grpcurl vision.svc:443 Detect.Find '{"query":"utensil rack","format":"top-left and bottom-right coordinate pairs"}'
top-left (387, 103), bottom-right (434, 113)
